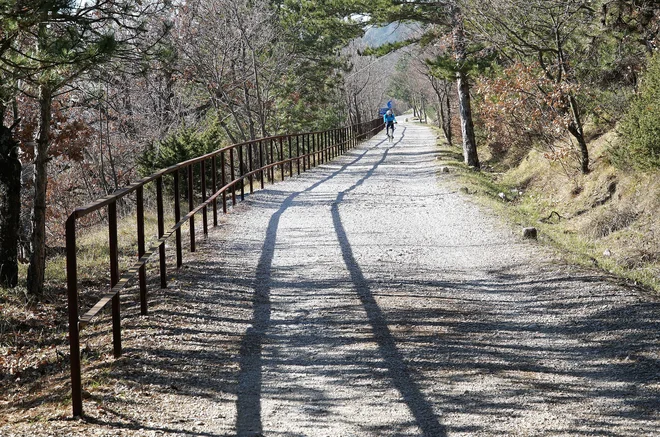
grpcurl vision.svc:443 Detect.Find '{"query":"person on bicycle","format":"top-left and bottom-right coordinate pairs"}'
top-left (384, 109), bottom-right (397, 137)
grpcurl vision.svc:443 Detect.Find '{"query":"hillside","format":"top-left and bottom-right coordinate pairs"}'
top-left (443, 126), bottom-right (660, 293)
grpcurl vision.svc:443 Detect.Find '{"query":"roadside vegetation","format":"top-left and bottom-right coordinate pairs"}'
top-left (435, 125), bottom-right (660, 293)
top-left (2, 0), bottom-right (660, 424)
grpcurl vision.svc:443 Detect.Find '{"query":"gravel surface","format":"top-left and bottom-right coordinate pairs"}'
top-left (3, 122), bottom-right (659, 436)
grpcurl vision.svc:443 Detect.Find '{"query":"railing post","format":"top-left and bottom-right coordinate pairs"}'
top-left (221, 151), bottom-right (227, 213)
top-left (239, 144), bottom-right (245, 201)
top-left (248, 142), bottom-right (254, 194)
top-left (136, 186), bottom-right (147, 314)
top-left (66, 215), bottom-right (82, 417)
top-left (156, 176), bottom-right (168, 287)
top-left (288, 136), bottom-right (293, 177)
top-left (259, 140), bottom-right (265, 189)
top-left (330, 130), bottom-right (334, 159)
top-left (108, 201), bottom-right (121, 359)
top-left (212, 156), bottom-right (218, 227)
top-left (187, 165), bottom-right (196, 252)
top-left (312, 133), bottom-right (316, 167)
top-left (201, 160), bottom-right (208, 237)
top-left (296, 135), bottom-right (301, 175)
top-left (269, 139), bottom-right (275, 183)
top-left (279, 137), bottom-right (285, 181)
top-left (323, 132), bottom-right (327, 162)
top-left (230, 148), bottom-right (236, 205)
top-left (173, 171), bottom-right (183, 268)
top-left (302, 134), bottom-right (307, 171)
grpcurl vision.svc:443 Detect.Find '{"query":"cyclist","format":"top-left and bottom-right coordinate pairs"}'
top-left (383, 109), bottom-right (397, 138)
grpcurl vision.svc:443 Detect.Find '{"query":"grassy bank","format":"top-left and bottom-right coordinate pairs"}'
top-left (435, 129), bottom-right (660, 294)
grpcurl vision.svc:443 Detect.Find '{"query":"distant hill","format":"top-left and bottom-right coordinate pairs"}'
top-left (360, 22), bottom-right (422, 48)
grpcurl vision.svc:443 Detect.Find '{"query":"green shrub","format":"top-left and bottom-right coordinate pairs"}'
top-left (613, 53), bottom-right (660, 170)
top-left (138, 127), bottom-right (219, 176)
top-left (138, 125), bottom-right (224, 199)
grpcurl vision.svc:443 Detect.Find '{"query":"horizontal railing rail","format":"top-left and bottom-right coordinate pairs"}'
top-left (66, 117), bottom-right (384, 416)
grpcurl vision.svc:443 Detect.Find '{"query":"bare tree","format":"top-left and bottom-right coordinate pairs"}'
top-left (472, 0), bottom-right (595, 173)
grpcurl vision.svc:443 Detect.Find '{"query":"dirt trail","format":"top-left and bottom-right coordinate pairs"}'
top-left (4, 122), bottom-right (659, 436)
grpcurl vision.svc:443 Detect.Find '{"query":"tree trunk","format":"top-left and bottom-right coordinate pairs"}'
top-left (353, 94), bottom-right (362, 127)
top-left (456, 71), bottom-right (479, 168)
top-left (26, 84), bottom-right (52, 298)
top-left (445, 84), bottom-right (453, 147)
top-left (430, 76), bottom-right (453, 147)
top-left (452, 7), bottom-right (480, 168)
top-left (0, 124), bottom-right (21, 288)
top-left (568, 94), bottom-right (589, 174)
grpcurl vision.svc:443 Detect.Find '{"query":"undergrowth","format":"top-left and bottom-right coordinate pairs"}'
top-left (436, 130), bottom-right (660, 294)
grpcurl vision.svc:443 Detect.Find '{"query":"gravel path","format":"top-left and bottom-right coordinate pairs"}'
top-left (5, 122), bottom-right (659, 436)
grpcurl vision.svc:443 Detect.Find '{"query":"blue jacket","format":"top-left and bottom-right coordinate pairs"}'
top-left (384, 113), bottom-right (396, 123)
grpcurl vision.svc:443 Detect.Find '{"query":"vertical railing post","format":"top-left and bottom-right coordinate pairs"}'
top-left (66, 215), bottom-right (82, 417)
top-left (330, 130), bottom-right (333, 159)
top-left (229, 147), bottom-right (236, 206)
top-left (288, 136), bottom-right (293, 177)
top-left (296, 135), bottom-right (301, 175)
top-left (312, 133), bottom-right (316, 167)
top-left (221, 151), bottom-right (227, 213)
top-left (239, 144), bottom-right (245, 201)
top-left (136, 186), bottom-right (147, 314)
top-left (342, 128), bottom-right (346, 153)
top-left (173, 171), bottom-right (183, 268)
top-left (269, 139), bottom-right (275, 183)
top-left (156, 176), bottom-right (167, 287)
top-left (201, 160), bottom-right (208, 237)
top-left (248, 142), bottom-right (254, 194)
top-left (259, 140), bottom-right (265, 189)
top-left (108, 200), bottom-right (122, 359)
top-left (212, 155), bottom-right (218, 227)
top-left (187, 165), bottom-right (196, 252)
top-left (302, 134), bottom-right (307, 171)
top-left (279, 137), bottom-right (285, 181)
top-left (323, 132), bottom-right (327, 162)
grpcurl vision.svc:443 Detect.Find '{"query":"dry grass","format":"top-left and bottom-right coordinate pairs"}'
top-left (438, 127), bottom-right (660, 294)
top-left (0, 200), bottom-right (208, 423)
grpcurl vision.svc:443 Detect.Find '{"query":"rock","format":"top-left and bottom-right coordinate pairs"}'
top-left (523, 227), bottom-right (537, 239)
top-left (440, 166), bottom-right (450, 173)
top-left (498, 192), bottom-right (507, 201)
top-left (603, 248), bottom-right (612, 257)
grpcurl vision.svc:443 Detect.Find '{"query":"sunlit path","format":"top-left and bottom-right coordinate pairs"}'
top-left (31, 121), bottom-right (658, 437)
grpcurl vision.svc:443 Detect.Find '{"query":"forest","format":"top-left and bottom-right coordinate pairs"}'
top-left (1, 0), bottom-right (660, 428)
top-left (0, 0), bottom-right (659, 337)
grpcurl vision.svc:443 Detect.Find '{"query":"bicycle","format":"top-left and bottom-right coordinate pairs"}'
top-left (386, 122), bottom-right (396, 142)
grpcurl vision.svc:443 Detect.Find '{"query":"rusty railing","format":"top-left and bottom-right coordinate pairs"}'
top-left (65, 118), bottom-right (384, 416)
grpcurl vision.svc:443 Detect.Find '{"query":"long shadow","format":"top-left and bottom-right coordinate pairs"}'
top-left (330, 128), bottom-right (447, 435)
top-left (235, 131), bottom-right (390, 436)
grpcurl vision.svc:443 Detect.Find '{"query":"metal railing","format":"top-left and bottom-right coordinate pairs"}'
top-left (65, 118), bottom-right (384, 416)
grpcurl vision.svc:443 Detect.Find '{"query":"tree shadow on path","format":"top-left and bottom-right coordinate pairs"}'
top-left (330, 128), bottom-right (447, 436)
top-left (236, 130), bottom-right (432, 435)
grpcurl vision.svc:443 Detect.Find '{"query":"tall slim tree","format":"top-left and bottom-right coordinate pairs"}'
top-left (0, 0), bottom-right (169, 297)
top-left (364, 0), bottom-right (481, 167)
